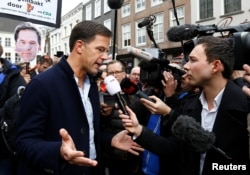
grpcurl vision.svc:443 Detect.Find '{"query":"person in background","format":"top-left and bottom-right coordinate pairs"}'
top-left (53, 51), bottom-right (64, 65)
top-left (29, 55), bottom-right (53, 79)
top-left (100, 60), bottom-right (139, 175)
top-left (16, 62), bottom-right (31, 84)
top-left (130, 66), bottom-right (142, 91)
top-left (0, 44), bottom-right (26, 175)
top-left (15, 20), bottom-right (142, 175)
top-left (14, 22), bottom-right (41, 63)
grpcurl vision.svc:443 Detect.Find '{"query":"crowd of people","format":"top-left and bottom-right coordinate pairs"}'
top-left (0, 20), bottom-right (250, 175)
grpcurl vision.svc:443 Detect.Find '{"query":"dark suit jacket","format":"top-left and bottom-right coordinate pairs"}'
top-left (134, 80), bottom-right (250, 175)
top-left (15, 57), bottom-right (105, 175)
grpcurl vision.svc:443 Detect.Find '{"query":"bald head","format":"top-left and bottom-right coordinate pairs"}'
top-left (130, 66), bottom-right (140, 84)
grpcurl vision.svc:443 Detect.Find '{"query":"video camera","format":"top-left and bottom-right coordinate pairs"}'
top-left (167, 23), bottom-right (250, 70)
top-left (128, 46), bottom-right (185, 89)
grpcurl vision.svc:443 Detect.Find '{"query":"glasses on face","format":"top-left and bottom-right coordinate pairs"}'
top-left (107, 70), bottom-right (124, 76)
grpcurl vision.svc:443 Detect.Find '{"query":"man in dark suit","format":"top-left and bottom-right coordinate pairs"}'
top-left (15, 20), bottom-right (142, 175)
top-left (120, 36), bottom-right (249, 175)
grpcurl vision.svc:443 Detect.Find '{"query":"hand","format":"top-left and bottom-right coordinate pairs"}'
top-left (140, 96), bottom-right (171, 116)
top-left (111, 130), bottom-right (144, 156)
top-left (59, 128), bottom-right (98, 166)
top-left (23, 74), bottom-right (31, 84)
top-left (242, 64), bottom-right (250, 96)
top-left (118, 106), bottom-right (143, 137)
top-left (100, 103), bottom-right (114, 116)
top-left (161, 71), bottom-right (177, 97)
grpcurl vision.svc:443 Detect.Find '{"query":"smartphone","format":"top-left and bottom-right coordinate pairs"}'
top-left (99, 93), bottom-right (116, 106)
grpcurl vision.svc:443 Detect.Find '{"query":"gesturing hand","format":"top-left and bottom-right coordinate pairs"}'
top-left (111, 130), bottom-right (144, 156)
top-left (59, 128), bottom-right (98, 166)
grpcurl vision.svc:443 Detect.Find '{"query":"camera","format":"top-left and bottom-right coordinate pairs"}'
top-left (138, 48), bottom-right (185, 89)
top-left (183, 23), bottom-right (250, 70)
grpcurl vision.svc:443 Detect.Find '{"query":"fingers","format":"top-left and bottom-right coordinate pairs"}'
top-left (242, 86), bottom-right (250, 96)
top-left (59, 128), bottom-right (70, 141)
top-left (69, 157), bottom-right (98, 167)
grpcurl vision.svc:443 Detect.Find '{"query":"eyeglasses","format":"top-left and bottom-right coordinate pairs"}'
top-left (107, 70), bottom-right (124, 76)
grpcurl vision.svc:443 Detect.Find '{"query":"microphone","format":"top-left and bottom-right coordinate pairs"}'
top-left (138, 15), bottom-right (156, 28)
top-left (104, 75), bottom-right (128, 115)
top-left (120, 77), bottom-right (152, 101)
top-left (166, 24), bottom-right (199, 42)
top-left (108, 0), bottom-right (124, 9)
top-left (127, 46), bottom-right (154, 61)
top-left (171, 115), bottom-right (215, 153)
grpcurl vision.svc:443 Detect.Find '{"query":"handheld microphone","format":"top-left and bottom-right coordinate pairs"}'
top-left (104, 75), bottom-right (128, 115)
top-left (166, 24), bottom-right (199, 42)
top-left (138, 15), bottom-right (156, 28)
top-left (120, 77), bottom-right (152, 101)
top-left (171, 115), bottom-right (215, 153)
top-left (127, 46), bottom-right (154, 62)
top-left (107, 0), bottom-right (124, 9)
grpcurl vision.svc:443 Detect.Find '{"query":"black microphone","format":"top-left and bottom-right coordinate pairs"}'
top-left (166, 24), bottom-right (199, 42)
top-left (138, 15), bottom-right (156, 28)
top-left (104, 75), bottom-right (128, 115)
top-left (108, 0), bottom-right (124, 9)
top-left (120, 77), bottom-right (152, 101)
top-left (171, 115), bottom-right (215, 153)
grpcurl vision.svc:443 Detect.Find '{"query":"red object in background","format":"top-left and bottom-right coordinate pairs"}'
top-left (99, 81), bottom-right (107, 92)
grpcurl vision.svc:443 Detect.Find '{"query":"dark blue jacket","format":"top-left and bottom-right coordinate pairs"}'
top-left (15, 57), bottom-right (105, 175)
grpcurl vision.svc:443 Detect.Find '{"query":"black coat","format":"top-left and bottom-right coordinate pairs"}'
top-left (133, 80), bottom-right (250, 175)
top-left (0, 58), bottom-right (26, 158)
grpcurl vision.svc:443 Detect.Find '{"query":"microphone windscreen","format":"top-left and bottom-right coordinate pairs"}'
top-left (171, 115), bottom-right (216, 153)
top-left (120, 77), bottom-right (138, 95)
top-left (108, 0), bottom-right (124, 9)
top-left (104, 75), bottom-right (121, 95)
top-left (166, 24), bottom-right (198, 42)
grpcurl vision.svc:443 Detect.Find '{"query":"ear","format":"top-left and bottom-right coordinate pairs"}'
top-left (212, 59), bottom-right (223, 73)
top-left (75, 40), bottom-right (84, 53)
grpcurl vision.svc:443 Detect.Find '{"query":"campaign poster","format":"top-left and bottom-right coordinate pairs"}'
top-left (0, 0), bottom-right (62, 28)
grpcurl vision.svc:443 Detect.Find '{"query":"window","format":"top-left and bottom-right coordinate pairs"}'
top-left (199, 0), bottom-right (213, 20)
top-left (136, 20), bottom-right (146, 46)
top-left (122, 24), bottom-right (131, 48)
top-left (153, 13), bottom-right (164, 43)
top-left (122, 3), bottom-right (130, 18)
top-left (95, 0), bottom-right (101, 18)
top-left (104, 19), bottom-right (112, 46)
top-left (5, 38), bottom-right (11, 47)
top-left (5, 52), bottom-right (11, 60)
top-left (103, 0), bottom-right (111, 13)
top-left (151, 0), bottom-right (163, 7)
top-left (15, 53), bottom-right (20, 62)
top-left (86, 4), bottom-right (92, 20)
top-left (170, 6), bottom-right (185, 26)
top-left (104, 19), bottom-right (111, 30)
top-left (135, 0), bottom-right (145, 13)
top-left (224, 0), bottom-right (241, 14)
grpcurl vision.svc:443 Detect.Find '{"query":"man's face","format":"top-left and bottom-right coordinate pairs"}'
top-left (130, 67), bottom-right (140, 83)
top-left (183, 44), bottom-right (214, 87)
top-left (37, 62), bottom-right (51, 73)
top-left (80, 35), bottom-right (110, 75)
top-left (15, 30), bottom-right (41, 62)
top-left (107, 63), bottom-right (126, 83)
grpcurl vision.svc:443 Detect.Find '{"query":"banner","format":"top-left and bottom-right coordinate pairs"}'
top-left (0, 0), bottom-right (62, 28)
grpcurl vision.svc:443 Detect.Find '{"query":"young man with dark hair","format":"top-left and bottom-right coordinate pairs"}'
top-left (120, 36), bottom-right (250, 175)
